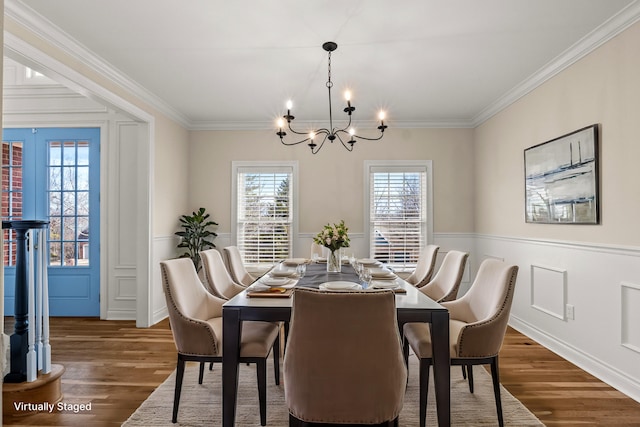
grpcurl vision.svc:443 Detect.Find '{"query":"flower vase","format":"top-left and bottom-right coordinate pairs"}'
top-left (327, 249), bottom-right (341, 273)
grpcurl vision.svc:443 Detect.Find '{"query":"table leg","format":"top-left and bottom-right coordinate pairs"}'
top-left (431, 310), bottom-right (450, 426)
top-left (222, 307), bottom-right (241, 427)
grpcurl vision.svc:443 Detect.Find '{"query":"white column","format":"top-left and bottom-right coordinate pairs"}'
top-left (39, 229), bottom-right (51, 374)
top-left (35, 229), bottom-right (44, 371)
top-left (26, 230), bottom-right (37, 382)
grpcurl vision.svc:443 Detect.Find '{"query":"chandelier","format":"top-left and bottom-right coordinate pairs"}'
top-left (276, 41), bottom-right (387, 154)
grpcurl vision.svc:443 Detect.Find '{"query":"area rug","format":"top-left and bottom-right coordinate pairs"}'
top-left (123, 357), bottom-right (543, 426)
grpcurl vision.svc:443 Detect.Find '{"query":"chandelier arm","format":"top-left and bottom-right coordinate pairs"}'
top-left (351, 129), bottom-right (387, 141)
top-left (285, 121), bottom-right (312, 137)
top-left (333, 114), bottom-right (354, 135)
top-left (310, 133), bottom-right (329, 154)
top-left (279, 136), bottom-right (311, 146)
top-left (335, 132), bottom-right (355, 152)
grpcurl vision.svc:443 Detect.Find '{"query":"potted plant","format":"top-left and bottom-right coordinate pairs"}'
top-left (175, 207), bottom-right (218, 272)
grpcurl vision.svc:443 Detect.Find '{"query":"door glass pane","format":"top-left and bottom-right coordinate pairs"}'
top-left (48, 140), bottom-right (91, 267)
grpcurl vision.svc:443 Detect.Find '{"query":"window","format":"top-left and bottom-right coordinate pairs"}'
top-left (232, 161), bottom-right (298, 267)
top-left (365, 160), bottom-right (433, 270)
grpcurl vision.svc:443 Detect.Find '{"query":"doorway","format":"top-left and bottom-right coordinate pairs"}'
top-left (2, 127), bottom-right (100, 316)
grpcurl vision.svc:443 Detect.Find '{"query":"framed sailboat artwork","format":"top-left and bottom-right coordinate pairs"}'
top-left (524, 124), bottom-right (600, 224)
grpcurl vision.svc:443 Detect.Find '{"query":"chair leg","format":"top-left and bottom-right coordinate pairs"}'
top-left (172, 354), bottom-right (186, 423)
top-left (273, 333), bottom-right (281, 385)
top-left (461, 364), bottom-right (466, 379)
top-left (402, 337), bottom-right (410, 385)
top-left (419, 359), bottom-right (430, 427)
top-left (490, 357), bottom-right (504, 427)
top-left (257, 359), bottom-right (267, 426)
top-left (467, 364), bottom-right (474, 393)
top-left (209, 361), bottom-right (214, 371)
top-left (198, 361), bottom-right (205, 384)
top-left (283, 321), bottom-right (290, 354)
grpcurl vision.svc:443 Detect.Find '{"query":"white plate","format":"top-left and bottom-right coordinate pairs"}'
top-left (260, 277), bottom-right (290, 287)
top-left (357, 258), bottom-right (382, 266)
top-left (319, 281), bottom-right (362, 291)
top-left (283, 258), bottom-right (309, 266)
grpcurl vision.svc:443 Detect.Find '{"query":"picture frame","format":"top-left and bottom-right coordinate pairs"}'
top-left (524, 124), bottom-right (599, 224)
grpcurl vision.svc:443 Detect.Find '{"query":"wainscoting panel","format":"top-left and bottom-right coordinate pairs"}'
top-left (150, 235), bottom-right (177, 325)
top-left (530, 264), bottom-right (567, 320)
top-left (475, 234), bottom-right (640, 403)
top-left (621, 282), bottom-right (640, 354)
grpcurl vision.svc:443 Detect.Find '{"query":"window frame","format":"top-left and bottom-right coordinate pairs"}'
top-left (363, 160), bottom-right (433, 270)
top-left (232, 161), bottom-right (298, 268)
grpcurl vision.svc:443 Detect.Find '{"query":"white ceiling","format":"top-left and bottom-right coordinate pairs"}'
top-left (8, 0), bottom-right (640, 130)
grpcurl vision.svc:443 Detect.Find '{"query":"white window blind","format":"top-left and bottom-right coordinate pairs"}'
top-left (368, 164), bottom-right (429, 269)
top-left (235, 165), bottom-right (293, 266)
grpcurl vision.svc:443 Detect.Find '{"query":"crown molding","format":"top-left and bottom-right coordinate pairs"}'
top-left (4, 0), bottom-right (191, 128)
top-left (472, 0), bottom-right (640, 127)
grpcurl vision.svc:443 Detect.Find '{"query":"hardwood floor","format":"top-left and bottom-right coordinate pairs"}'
top-left (3, 318), bottom-right (640, 426)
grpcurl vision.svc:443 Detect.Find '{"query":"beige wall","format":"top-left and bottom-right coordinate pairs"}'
top-left (153, 118), bottom-right (189, 235)
top-left (188, 127), bottom-right (475, 237)
top-left (474, 21), bottom-right (640, 246)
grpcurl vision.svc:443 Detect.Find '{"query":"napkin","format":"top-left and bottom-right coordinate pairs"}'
top-left (369, 280), bottom-right (400, 290)
top-left (247, 283), bottom-right (270, 292)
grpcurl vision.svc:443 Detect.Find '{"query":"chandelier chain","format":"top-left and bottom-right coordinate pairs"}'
top-left (326, 51), bottom-right (333, 88)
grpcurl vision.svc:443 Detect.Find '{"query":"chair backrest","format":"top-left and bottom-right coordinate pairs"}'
top-left (223, 246), bottom-right (254, 286)
top-left (406, 244), bottom-right (440, 287)
top-left (160, 258), bottom-right (224, 356)
top-left (447, 258), bottom-right (519, 358)
top-left (200, 249), bottom-right (246, 299)
top-left (283, 288), bottom-right (407, 424)
top-left (420, 250), bottom-right (468, 302)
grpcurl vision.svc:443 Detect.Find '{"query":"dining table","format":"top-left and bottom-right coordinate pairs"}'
top-left (222, 261), bottom-right (451, 426)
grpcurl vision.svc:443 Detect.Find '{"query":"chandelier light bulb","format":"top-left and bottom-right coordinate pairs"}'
top-left (276, 118), bottom-right (284, 129)
top-left (286, 100), bottom-right (293, 110)
top-left (349, 128), bottom-right (355, 136)
top-left (344, 90), bottom-right (351, 101)
top-left (309, 131), bottom-right (315, 140)
top-left (378, 111), bottom-right (386, 121)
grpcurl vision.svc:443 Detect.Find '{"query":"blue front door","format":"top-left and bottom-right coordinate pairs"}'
top-left (2, 127), bottom-right (100, 316)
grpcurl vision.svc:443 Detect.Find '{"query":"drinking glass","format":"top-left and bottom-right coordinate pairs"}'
top-left (296, 263), bottom-right (306, 278)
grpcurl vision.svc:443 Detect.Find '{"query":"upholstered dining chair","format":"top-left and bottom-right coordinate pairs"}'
top-left (283, 288), bottom-right (407, 426)
top-left (403, 258), bottom-right (519, 427)
top-left (223, 245), bottom-right (256, 287)
top-left (418, 250), bottom-right (469, 303)
top-left (160, 258), bottom-right (280, 425)
top-left (405, 244), bottom-right (440, 288)
top-left (200, 248), bottom-right (246, 299)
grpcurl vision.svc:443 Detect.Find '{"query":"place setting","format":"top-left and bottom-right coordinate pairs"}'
top-left (245, 263), bottom-right (306, 297)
